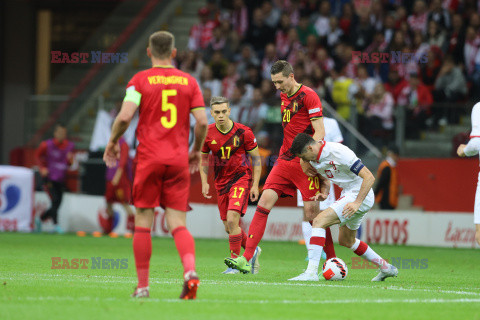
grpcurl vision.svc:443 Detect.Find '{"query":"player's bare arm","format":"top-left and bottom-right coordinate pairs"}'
top-left (457, 144), bottom-right (467, 157)
top-left (343, 167), bottom-right (375, 218)
top-left (300, 117), bottom-right (325, 177)
top-left (248, 147), bottom-right (262, 202)
top-left (104, 100), bottom-right (138, 168)
top-left (199, 152), bottom-right (212, 199)
top-left (190, 108), bottom-right (208, 173)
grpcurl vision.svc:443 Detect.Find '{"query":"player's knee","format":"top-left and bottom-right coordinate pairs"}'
top-left (312, 215), bottom-right (328, 229)
top-left (226, 219), bottom-right (239, 232)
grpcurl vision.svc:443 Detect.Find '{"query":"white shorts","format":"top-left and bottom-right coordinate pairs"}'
top-left (330, 189), bottom-right (375, 230)
top-left (475, 172), bottom-right (480, 224)
top-left (297, 184), bottom-right (336, 210)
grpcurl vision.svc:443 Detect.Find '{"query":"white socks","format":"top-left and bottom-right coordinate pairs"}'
top-left (306, 228), bottom-right (326, 273)
top-left (301, 221), bottom-right (312, 259)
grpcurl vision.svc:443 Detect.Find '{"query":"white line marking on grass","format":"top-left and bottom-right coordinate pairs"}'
top-left (2, 272), bottom-right (480, 297)
top-left (2, 296), bottom-right (480, 304)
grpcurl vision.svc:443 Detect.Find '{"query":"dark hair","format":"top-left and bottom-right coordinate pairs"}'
top-left (149, 31), bottom-right (174, 59)
top-left (290, 133), bottom-right (316, 156)
top-left (270, 60), bottom-right (293, 77)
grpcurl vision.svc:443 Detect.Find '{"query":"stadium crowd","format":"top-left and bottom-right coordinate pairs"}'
top-left (174, 0), bottom-right (479, 151)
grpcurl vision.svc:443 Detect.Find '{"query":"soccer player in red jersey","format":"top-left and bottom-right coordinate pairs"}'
top-left (103, 31), bottom-right (208, 299)
top-left (225, 60), bottom-right (337, 276)
top-left (200, 96), bottom-right (262, 274)
top-left (102, 136), bottom-right (135, 235)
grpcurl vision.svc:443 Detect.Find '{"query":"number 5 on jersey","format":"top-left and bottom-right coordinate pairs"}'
top-left (161, 89), bottom-right (177, 128)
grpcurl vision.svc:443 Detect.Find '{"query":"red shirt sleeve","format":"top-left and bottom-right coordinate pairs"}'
top-left (190, 78), bottom-right (205, 110)
top-left (118, 141), bottom-right (130, 169)
top-left (201, 139), bottom-right (210, 153)
top-left (244, 128), bottom-right (258, 152)
top-left (304, 90), bottom-right (323, 119)
top-left (36, 141), bottom-right (48, 168)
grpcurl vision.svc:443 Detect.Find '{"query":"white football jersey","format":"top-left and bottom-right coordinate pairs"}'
top-left (470, 102), bottom-right (480, 137)
top-left (309, 141), bottom-right (366, 194)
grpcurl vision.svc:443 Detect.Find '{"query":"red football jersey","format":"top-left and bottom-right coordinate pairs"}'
top-left (279, 85), bottom-right (323, 161)
top-left (201, 121), bottom-right (258, 193)
top-left (126, 65), bottom-right (204, 166)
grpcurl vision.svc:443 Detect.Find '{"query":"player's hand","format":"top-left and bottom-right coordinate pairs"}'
top-left (202, 183), bottom-right (212, 199)
top-left (310, 191), bottom-right (328, 202)
top-left (457, 144), bottom-right (467, 157)
top-left (189, 150), bottom-right (201, 173)
top-left (250, 185), bottom-right (260, 202)
top-left (39, 167), bottom-right (48, 178)
top-left (103, 140), bottom-right (120, 168)
top-left (300, 159), bottom-right (317, 177)
top-left (342, 202), bottom-right (360, 219)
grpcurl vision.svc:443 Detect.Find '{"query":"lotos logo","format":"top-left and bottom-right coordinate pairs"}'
top-left (0, 176), bottom-right (21, 214)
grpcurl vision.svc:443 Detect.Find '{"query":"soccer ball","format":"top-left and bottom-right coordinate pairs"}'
top-left (322, 258), bottom-right (348, 280)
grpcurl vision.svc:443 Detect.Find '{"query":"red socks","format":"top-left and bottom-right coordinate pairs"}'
top-left (324, 227), bottom-right (337, 259)
top-left (172, 226), bottom-right (196, 276)
top-left (241, 229), bottom-right (247, 248)
top-left (133, 226), bottom-right (152, 288)
top-left (243, 206), bottom-right (270, 261)
top-left (229, 233), bottom-right (242, 257)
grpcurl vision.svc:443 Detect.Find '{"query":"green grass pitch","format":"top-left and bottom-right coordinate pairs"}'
top-left (1, 232), bottom-right (479, 320)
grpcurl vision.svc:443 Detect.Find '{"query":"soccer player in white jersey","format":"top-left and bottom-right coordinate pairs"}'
top-left (297, 117), bottom-right (344, 261)
top-left (288, 133), bottom-right (398, 281)
top-left (457, 102), bottom-right (480, 245)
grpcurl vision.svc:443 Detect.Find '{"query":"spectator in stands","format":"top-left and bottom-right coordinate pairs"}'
top-left (179, 51), bottom-right (204, 82)
top-left (275, 13), bottom-right (292, 59)
top-left (255, 131), bottom-right (274, 190)
top-left (328, 65), bottom-right (357, 120)
top-left (260, 79), bottom-right (278, 107)
top-left (447, 13), bottom-right (465, 65)
top-left (262, 1), bottom-right (281, 29)
top-left (383, 14), bottom-right (395, 45)
top-left (261, 43), bottom-right (278, 80)
top-left (464, 26), bottom-right (480, 80)
top-left (208, 50), bottom-right (228, 80)
top-left (384, 66), bottom-right (409, 104)
top-left (284, 28), bottom-right (303, 64)
top-left (199, 65), bottom-right (222, 97)
top-left (338, 2), bottom-right (354, 37)
top-left (297, 15), bottom-right (317, 46)
top-left (245, 8), bottom-right (274, 58)
top-left (369, 0), bottom-right (384, 31)
top-left (203, 26), bottom-right (229, 62)
top-left (394, 6), bottom-right (408, 30)
top-left (427, 0), bottom-right (450, 31)
top-left (426, 20), bottom-right (447, 53)
top-left (188, 7), bottom-right (218, 51)
top-left (236, 88), bottom-right (269, 134)
top-left (407, 0), bottom-right (428, 34)
top-left (315, 47), bottom-right (334, 74)
top-left (35, 123), bottom-right (74, 233)
top-left (374, 147), bottom-right (400, 210)
top-left (351, 12), bottom-right (374, 51)
top-left (313, 1), bottom-right (331, 39)
top-left (361, 83), bottom-right (395, 146)
top-left (222, 62), bottom-right (239, 99)
top-left (245, 63), bottom-right (262, 88)
top-left (326, 16), bottom-right (344, 50)
top-left (354, 64), bottom-right (379, 100)
top-left (202, 87), bottom-right (215, 124)
top-left (219, 20), bottom-right (241, 61)
top-left (419, 46), bottom-right (442, 92)
top-left (411, 31), bottom-right (430, 63)
top-left (230, 0), bottom-right (248, 39)
top-left (236, 45), bottom-right (260, 79)
top-left (433, 55), bottom-right (467, 102)
top-left (397, 72), bottom-right (433, 139)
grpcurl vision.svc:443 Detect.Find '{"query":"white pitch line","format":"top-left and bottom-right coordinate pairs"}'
top-left (1, 296), bottom-right (480, 304)
top-left (2, 272), bottom-right (480, 297)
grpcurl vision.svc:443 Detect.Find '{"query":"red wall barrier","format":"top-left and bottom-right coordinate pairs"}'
top-left (397, 158), bottom-right (478, 212)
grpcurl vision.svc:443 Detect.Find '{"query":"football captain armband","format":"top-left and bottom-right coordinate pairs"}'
top-left (350, 159), bottom-right (364, 175)
top-left (124, 86), bottom-right (142, 105)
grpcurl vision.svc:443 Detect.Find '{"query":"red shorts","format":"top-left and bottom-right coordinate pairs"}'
top-left (216, 175), bottom-right (251, 221)
top-left (264, 159), bottom-right (321, 200)
top-left (132, 161), bottom-right (190, 211)
top-left (105, 175), bottom-right (132, 203)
